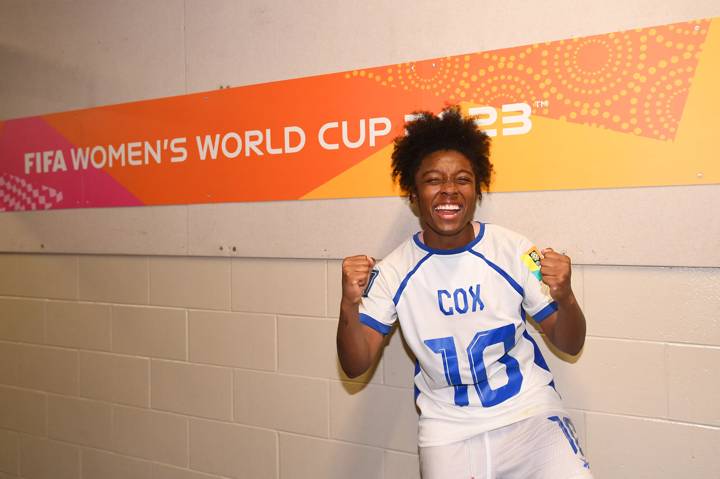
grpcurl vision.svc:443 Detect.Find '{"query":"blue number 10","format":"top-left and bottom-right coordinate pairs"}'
top-left (424, 324), bottom-right (522, 407)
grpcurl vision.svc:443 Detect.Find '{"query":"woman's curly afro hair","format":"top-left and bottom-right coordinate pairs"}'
top-left (391, 105), bottom-right (492, 199)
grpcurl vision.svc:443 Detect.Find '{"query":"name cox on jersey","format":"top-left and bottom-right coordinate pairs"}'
top-left (437, 284), bottom-right (484, 316)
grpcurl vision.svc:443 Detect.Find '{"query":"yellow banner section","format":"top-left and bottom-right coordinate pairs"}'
top-left (304, 20), bottom-right (718, 199)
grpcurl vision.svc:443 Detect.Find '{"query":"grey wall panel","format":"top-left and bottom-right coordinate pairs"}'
top-left (0, 206), bottom-right (188, 256)
top-left (476, 185), bottom-right (720, 267)
top-left (186, 185), bottom-right (719, 266)
top-left (184, 0), bottom-right (720, 93)
top-left (0, 0), bottom-right (186, 120)
top-left (0, 186), bottom-right (716, 266)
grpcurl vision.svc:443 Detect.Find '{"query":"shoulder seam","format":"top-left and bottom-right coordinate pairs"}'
top-left (392, 252), bottom-right (433, 306)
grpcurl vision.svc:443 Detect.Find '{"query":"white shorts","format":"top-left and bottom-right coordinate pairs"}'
top-left (420, 412), bottom-right (593, 479)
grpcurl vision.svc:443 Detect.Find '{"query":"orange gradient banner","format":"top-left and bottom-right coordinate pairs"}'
top-left (0, 18), bottom-right (717, 211)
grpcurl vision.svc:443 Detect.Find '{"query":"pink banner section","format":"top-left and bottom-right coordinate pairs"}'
top-left (0, 118), bottom-right (142, 211)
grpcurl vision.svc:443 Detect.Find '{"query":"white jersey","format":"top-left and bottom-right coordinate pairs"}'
top-left (359, 222), bottom-right (565, 447)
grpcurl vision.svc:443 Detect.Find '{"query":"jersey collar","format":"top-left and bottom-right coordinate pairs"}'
top-left (413, 222), bottom-right (485, 255)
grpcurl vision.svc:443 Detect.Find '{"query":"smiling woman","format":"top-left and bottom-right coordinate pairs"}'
top-left (337, 106), bottom-right (591, 479)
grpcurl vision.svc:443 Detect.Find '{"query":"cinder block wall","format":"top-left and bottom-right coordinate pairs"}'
top-left (2, 1), bottom-right (720, 478)
top-left (0, 255), bottom-right (718, 478)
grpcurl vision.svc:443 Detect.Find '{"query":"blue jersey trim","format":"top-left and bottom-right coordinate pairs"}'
top-left (412, 222), bottom-right (485, 255)
top-left (468, 250), bottom-right (524, 297)
top-left (359, 313), bottom-right (392, 336)
top-left (392, 252), bottom-right (434, 306)
top-left (533, 302), bottom-right (558, 322)
top-left (414, 360), bottom-right (421, 401)
top-left (522, 329), bottom-right (550, 373)
top-left (522, 329), bottom-right (558, 392)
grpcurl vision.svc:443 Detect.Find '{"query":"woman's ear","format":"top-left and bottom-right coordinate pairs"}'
top-left (407, 192), bottom-right (420, 218)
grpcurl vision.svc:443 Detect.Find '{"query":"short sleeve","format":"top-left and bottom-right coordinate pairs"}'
top-left (518, 239), bottom-right (558, 322)
top-left (358, 262), bottom-right (398, 336)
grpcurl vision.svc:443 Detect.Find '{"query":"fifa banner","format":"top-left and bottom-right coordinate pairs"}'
top-left (0, 18), bottom-right (718, 212)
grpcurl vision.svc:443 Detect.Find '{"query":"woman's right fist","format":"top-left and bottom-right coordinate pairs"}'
top-left (341, 255), bottom-right (376, 305)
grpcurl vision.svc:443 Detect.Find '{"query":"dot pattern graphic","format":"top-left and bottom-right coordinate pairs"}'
top-left (348, 19), bottom-right (710, 141)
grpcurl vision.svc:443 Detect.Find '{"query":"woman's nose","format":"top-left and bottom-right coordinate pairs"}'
top-left (440, 179), bottom-right (458, 194)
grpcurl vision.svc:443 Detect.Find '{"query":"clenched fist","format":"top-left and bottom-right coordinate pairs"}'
top-left (540, 248), bottom-right (573, 302)
top-left (341, 255), bottom-right (376, 305)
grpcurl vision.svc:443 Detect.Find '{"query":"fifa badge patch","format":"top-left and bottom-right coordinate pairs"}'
top-left (521, 246), bottom-right (543, 281)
